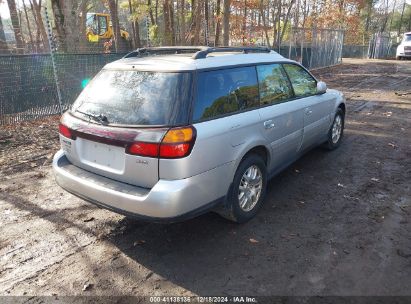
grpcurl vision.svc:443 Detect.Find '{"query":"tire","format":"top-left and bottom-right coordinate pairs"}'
top-left (218, 154), bottom-right (267, 223)
top-left (396, 56), bottom-right (402, 60)
top-left (324, 108), bottom-right (345, 150)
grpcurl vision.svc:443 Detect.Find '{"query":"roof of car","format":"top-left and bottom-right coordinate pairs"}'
top-left (104, 49), bottom-right (292, 72)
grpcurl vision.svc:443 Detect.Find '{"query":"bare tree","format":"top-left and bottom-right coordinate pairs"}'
top-left (108, 0), bottom-right (127, 51)
top-left (0, 13), bottom-right (9, 53)
top-left (214, 0), bottom-right (221, 46)
top-left (259, 0), bottom-right (270, 47)
top-left (147, 0), bottom-right (156, 25)
top-left (189, 0), bottom-right (202, 44)
top-left (180, 0), bottom-right (186, 44)
top-left (280, 0), bottom-right (295, 44)
top-left (204, 0), bottom-right (209, 45)
top-left (163, 0), bottom-right (175, 45)
top-left (7, 0), bottom-right (24, 53)
top-left (31, 0), bottom-right (49, 50)
top-left (222, 0), bottom-right (230, 45)
top-left (398, 1), bottom-right (405, 35)
top-left (128, 0), bottom-right (141, 48)
top-left (22, 0), bottom-right (34, 52)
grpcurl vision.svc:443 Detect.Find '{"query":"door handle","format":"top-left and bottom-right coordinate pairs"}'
top-left (264, 120), bottom-right (275, 129)
top-left (305, 108), bottom-right (313, 115)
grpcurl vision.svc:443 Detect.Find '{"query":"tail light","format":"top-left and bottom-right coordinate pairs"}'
top-left (59, 113), bottom-right (195, 159)
top-left (126, 142), bottom-right (159, 158)
top-left (59, 124), bottom-right (73, 139)
top-left (126, 126), bottom-right (196, 159)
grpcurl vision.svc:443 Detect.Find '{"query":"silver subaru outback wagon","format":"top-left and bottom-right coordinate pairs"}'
top-left (53, 46), bottom-right (346, 223)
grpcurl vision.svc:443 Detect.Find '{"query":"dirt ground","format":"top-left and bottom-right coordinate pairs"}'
top-left (0, 58), bottom-right (410, 297)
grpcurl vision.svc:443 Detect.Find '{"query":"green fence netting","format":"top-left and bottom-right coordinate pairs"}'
top-left (0, 53), bottom-right (126, 125)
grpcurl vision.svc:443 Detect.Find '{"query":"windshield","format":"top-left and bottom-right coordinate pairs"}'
top-left (404, 34), bottom-right (411, 43)
top-left (72, 70), bottom-right (192, 126)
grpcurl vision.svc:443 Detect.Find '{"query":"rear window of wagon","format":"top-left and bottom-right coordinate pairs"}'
top-left (72, 70), bottom-right (193, 126)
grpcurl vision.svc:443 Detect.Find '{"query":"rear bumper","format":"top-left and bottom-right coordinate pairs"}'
top-left (52, 150), bottom-right (231, 221)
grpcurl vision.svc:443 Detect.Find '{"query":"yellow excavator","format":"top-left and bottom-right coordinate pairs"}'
top-left (86, 13), bottom-right (130, 44)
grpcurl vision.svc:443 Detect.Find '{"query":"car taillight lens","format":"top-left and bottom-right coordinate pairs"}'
top-left (126, 126), bottom-right (196, 159)
top-left (159, 126), bottom-right (195, 158)
top-left (160, 143), bottom-right (191, 158)
top-left (59, 124), bottom-right (73, 139)
top-left (162, 127), bottom-right (194, 143)
top-left (126, 142), bottom-right (159, 158)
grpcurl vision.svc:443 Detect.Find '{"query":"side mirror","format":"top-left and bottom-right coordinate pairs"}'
top-left (317, 81), bottom-right (327, 94)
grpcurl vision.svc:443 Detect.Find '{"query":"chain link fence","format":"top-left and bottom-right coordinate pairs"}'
top-left (0, 4), bottom-right (131, 125)
top-left (0, 53), bottom-right (126, 125)
top-left (0, 3), bottom-right (345, 125)
top-left (342, 33), bottom-right (397, 59)
top-left (367, 32), bottom-right (394, 59)
top-left (282, 28), bottom-right (344, 69)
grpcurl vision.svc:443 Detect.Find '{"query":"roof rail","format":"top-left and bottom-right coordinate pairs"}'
top-left (192, 46), bottom-right (272, 59)
top-left (123, 46), bottom-right (208, 58)
top-left (123, 46), bottom-right (273, 60)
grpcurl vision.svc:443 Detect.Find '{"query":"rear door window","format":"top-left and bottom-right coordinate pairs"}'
top-left (193, 66), bottom-right (259, 122)
top-left (283, 64), bottom-right (317, 97)
top-left (257, 64), bottom-right (293, 105)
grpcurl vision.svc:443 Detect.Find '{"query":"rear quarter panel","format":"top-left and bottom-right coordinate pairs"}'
top-left (159, 109), bottom-right (268, 184)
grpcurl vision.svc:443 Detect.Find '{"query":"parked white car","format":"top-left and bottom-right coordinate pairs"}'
top-left (396, 32), bottom-right (411, 60)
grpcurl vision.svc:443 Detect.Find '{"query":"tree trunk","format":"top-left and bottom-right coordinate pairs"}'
top-left (31, 0), bottom-right (49, 51)
top-left (0, 15), bottom-right (9, 53)
top-left (7, 0), bottom-right (25, 53)
top-left (108, 0), bottom-right (126, 52)
top-left (128, 0), bottom-right (141, 48)
top-left (29, 0), bottom-right (41, 51)
top-left (163, 0), bottom-right (175, 45)
top-left (51, 0), bottom-right (83, 53)
top-left (51, 0), bottom-right (67, 52)
top-left (398, 2), bottom-right (405, 35)
top-left (273, 0), bottom-right (281, 49)
top-left (259, 0), bottom-right (270, 47)
top-left (242, 0), bottom-right (247, 45)
top-left (170, 0), bottom-right (175, 44)
top-left (18, 9), bottom-right (26, 51)
top-left (189, 0), bottom-right (195, 44)
top-left (79, 0), bottom-right (89, 51)
top-left (204, 0), bottom-right (209, 45)
top-left (189, 0), bottom-right (201, 45)
top-left (280, 0), bottom-right (295, 44)
top-left (147, 0), bottom-right (156, 25)
top-left (22, 0), bottom-right (35, 52)
top-left (301, 0), bottom-right (308, 28)
top-left (214, 0), bottom-right (221, 46)
top-left (180, 0), bottom-right (186, 44)
top-left (193, 0), bottom-right (202, 45)
top-left (222, 0), bottom-right (230, 45)
top-left (155, 0), bottom-right (159, 24)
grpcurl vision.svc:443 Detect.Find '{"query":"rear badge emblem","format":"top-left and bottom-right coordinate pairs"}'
top-left (136, 160), bottom-right (148, 165)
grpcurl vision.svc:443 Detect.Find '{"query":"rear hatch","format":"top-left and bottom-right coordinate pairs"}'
top-left (60, 68), bottom-right (192, 188)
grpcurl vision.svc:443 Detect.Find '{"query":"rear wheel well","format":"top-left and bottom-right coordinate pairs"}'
top-left (242, 146), bottom-right (269, 166)
top-left (338, 103), bottom-right (346, 116)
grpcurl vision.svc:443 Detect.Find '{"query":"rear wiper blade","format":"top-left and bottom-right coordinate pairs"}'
top-left (75, 109), bottom-right (108, 125)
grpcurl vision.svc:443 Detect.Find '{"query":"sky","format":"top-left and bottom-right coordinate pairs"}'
top-left (1, 1), bottom-right (10, 19)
